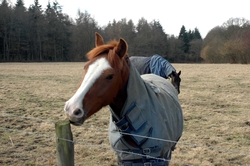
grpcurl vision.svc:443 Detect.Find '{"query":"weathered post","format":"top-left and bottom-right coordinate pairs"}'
top-left (55, 120), bottom-right (74, 166)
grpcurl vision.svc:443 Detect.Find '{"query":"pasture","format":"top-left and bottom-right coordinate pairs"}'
top-left (0, 63), bottom-right (249, 166)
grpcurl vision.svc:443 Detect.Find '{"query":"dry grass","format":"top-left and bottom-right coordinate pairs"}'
top-left (0, 63), bottom-right (249, 166)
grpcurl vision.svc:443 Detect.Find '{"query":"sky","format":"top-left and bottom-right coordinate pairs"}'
top-left (21, 0), bottom-right (250, 38)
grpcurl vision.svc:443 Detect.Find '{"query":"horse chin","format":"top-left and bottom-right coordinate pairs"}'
top-left (69, 118), bottom-right (85, 126)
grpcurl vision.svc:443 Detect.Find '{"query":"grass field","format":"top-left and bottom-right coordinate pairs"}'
top-left (0, 63), bottom-right (250, 166)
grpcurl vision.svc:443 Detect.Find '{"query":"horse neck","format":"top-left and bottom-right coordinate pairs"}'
top-left (110, 83), bottom-right (127, 114)
top-left (110, 60), bottom-right (130, 116)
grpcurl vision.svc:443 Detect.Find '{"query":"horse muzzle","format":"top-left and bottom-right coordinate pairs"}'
top-left (66, 109), bottom-right (86, 126)
top-left (64, 103), bottom-right (86, 126)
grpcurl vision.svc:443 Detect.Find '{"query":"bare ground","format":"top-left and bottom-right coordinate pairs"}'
top-left (0, 63), bottom-right (249, 166)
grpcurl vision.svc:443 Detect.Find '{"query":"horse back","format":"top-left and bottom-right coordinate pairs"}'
top-left (129, 56), bottom-right (151, 75)
top-left (141, 74), bottom-right (179, 98)
top-left (141, 73), bottom-right (183, 139)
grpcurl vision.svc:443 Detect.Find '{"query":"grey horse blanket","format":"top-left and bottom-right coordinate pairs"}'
top-left (129, 54), bottom-right (176, 78)
top-left (109, 63), bottom-right (183, 164)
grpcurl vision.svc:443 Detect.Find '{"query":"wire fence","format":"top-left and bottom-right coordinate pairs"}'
top-left (1, 126), bottom-right (189, 166)
top-left (1, 112), bottom-right (250, 166)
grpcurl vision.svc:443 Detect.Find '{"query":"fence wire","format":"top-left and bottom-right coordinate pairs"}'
top-left (0, 126), bottom-right (192, 166)
top-left (0, 112), bottom-right (250, 156)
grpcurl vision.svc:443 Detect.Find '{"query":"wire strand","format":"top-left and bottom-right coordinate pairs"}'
top-left (0, 127), bottom-right (192, 166)
top-left (1, 112), bottom-right (250, 156)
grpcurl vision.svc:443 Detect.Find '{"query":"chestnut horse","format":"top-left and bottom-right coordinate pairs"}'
top-left (64, 33), bottom-right (183, 166)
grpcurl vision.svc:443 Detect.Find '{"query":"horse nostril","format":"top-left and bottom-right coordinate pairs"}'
top-left (73, 108), bottom-right (83, 117)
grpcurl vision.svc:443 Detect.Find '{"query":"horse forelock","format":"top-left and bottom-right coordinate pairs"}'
top-left (86, 40), bottom-right (129, 71)
top-left (107, 48), bottom-right (125, 71)
top-left (86, 40), bottom-right (118, 60)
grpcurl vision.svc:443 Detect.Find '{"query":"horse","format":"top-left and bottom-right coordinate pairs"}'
top-left (64, 33), bottom-right (183, 166)
top-left (129, 55), bottom-right (182, 94)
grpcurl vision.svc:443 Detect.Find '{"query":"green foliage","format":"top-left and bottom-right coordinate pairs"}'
top-left (178, 25), bottom-right (203, 62)
top-left (194, 27), bottom-right (202, 39)
top-left (131, 18), bottom-right (169, 56)
top-left (0, 0), bottom-right (73, 61)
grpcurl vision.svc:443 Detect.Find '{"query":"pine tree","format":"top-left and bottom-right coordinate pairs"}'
top-left (178, 25), bottom-right (190, 54)
top-left (0, 0), bottom-right (12, 61)
top-left (13, 0), bottom-right (29, 61)
top-left (28, 0), bottom-right (44, 61)
top-left (188, 29), bottom-right (194, 41)
top-left (178, 25), bottom-right (186, 39)
top-left (194, 27), bottom-right (202, 39)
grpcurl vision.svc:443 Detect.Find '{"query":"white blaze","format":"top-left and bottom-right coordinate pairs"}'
top-left (64, 57), bottom-right (111, 114)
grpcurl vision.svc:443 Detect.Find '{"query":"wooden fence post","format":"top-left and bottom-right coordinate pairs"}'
top-left (55, 120), bottom-right (74, 166)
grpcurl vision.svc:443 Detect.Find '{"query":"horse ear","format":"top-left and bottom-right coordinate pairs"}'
top-left (172, 71), bottom-right (176, 76)
top-left (178, 70), bottom-right (181, 76)
top-left (95, 32), bottom-right (104, 47)
top-left (116, 38), bottom-right (128, 58)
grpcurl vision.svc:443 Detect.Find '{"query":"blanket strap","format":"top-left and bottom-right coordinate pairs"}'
top-left (123, 146), bottom-right (161, 155)
top-left (120, 158), bottom-right (169, 166)
top-left (113, 102), bottom-right (152, 146)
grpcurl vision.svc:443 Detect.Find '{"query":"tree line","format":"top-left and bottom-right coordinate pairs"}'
top-left (0, 0), bottom-right (203, 62)
top-left (201, 18), bottom-right (250, 64)
top-left (1, 0), bottom-right (249, 63)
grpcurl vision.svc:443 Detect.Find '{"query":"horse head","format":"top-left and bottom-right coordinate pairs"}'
top-left (169, 70), bottom-right (181, 94)
top-left (64, 33), bottom-right (130, 125)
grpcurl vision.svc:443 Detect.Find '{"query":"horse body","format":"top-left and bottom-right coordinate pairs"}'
top-left (129, 56), bottom-right (151, 74)
top-left (109, 64), bottom-right (183, 163)
top-left (64, 33), bottom-right (183, 165)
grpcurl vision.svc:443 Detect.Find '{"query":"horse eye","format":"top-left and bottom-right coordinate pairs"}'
top-left (106, 74), bottom-right (114, 80)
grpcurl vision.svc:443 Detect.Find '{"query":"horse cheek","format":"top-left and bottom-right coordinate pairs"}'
top-left (97, 80), bottom-right (110, 97)
top-left (103, 80), bottom-right (117, 103)
top-left (83, 93), bottom-right (102, 119)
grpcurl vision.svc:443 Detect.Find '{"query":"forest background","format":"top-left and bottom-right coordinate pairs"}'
top-left (1, 0), bottom-right (250, 63)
